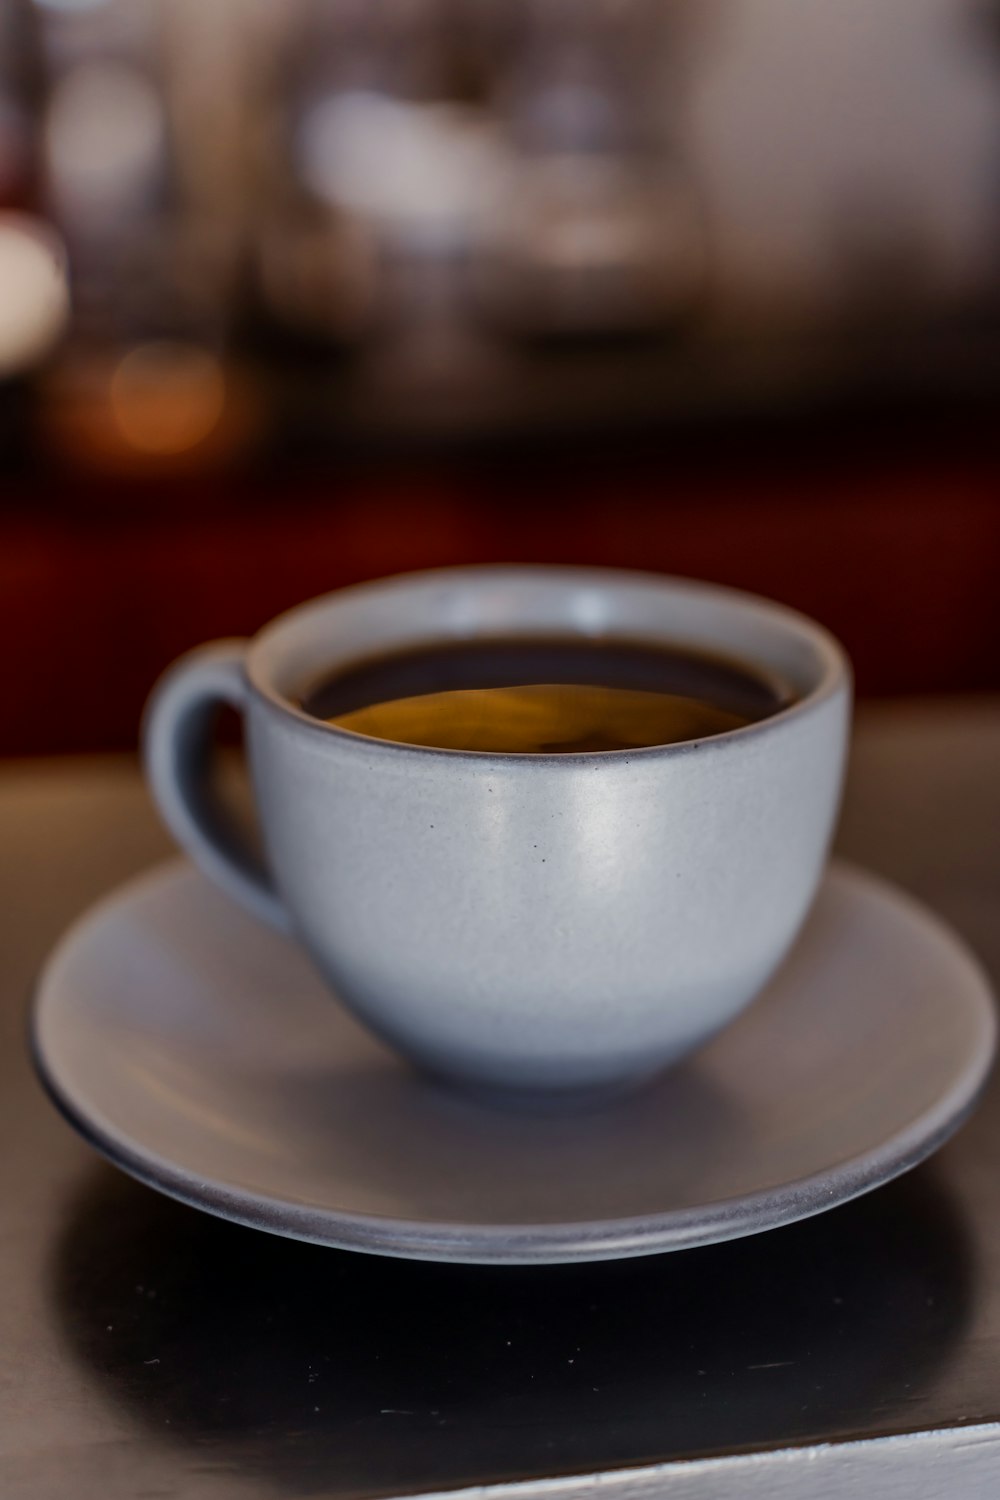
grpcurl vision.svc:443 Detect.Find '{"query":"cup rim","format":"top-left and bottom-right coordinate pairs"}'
top-left (245, 564), bottom-right (851, 764)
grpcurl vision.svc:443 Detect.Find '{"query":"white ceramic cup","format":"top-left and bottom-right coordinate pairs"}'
top-left (144, 566), bottom-right (851, 1099)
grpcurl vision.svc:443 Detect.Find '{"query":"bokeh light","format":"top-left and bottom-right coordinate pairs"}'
top-left (109, 341), bottom-right (227, 455)
top-left (44, 61), bottom-right (164, 220)
top-left (0, 212), bottom-right (69, 377)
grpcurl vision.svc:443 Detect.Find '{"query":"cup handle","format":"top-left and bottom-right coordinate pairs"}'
top-left (142, 640), bottom-right (289, 931)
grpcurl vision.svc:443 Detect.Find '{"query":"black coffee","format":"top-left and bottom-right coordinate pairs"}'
top-left (301, 638), bottom-right (793, 754)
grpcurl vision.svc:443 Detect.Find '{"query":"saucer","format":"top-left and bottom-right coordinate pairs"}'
top-left (33, 860), bottom-right (995, 1265)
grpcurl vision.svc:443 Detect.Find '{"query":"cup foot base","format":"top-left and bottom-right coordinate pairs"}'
top-left (421, 1067), bottom-right (659, 1115)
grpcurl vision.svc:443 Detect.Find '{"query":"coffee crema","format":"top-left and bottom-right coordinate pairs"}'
top-left (301, 638), bottom-right (794, 754)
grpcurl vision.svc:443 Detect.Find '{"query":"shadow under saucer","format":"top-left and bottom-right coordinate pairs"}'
top-left (49, 1159), bottom-right (975, 1496)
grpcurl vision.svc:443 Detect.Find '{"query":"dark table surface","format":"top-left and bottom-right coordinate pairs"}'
top-left (2, 699), bottom-right (1000, 1499)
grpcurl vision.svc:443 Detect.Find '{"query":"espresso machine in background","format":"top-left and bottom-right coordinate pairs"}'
top-left (256, 3), bottom-right (704, 339)
top-left (2, 0), bottom-right (1000, 473)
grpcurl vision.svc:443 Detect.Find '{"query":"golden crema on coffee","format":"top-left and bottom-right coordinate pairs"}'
top-left (303, 638), bottom-right (792, 752)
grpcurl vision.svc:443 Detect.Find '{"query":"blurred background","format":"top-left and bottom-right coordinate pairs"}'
top-left (2, 0), bottom-right (1000, 756)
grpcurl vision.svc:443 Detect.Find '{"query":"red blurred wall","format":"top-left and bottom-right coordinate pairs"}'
top-left (3, 425), bottom-right (999, 756)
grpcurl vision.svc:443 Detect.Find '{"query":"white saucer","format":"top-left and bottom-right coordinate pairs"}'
top-left (33, 860), bottom-right (995, 1265)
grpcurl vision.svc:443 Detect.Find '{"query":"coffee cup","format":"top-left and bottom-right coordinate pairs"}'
top-left (143, 566), bottom-right (851, 1099)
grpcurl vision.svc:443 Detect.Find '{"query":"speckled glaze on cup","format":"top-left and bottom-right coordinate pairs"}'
top-left (143, 567), bottom-right (851, 1098)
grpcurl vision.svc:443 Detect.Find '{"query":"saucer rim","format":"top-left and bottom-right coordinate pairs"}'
top-left (31, 860), bottom-right (997, 1265)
